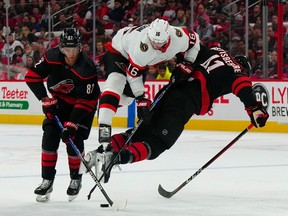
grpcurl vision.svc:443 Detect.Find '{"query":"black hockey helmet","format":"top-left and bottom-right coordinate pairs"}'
top-left (234, 55), bottom-right (254, 77)
top-left (60, 28), bottom-right (81, 48)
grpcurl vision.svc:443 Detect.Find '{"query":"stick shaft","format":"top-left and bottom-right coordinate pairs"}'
top-left (54, 115), bottom-right (114, 206)
top-left (158, 124), bottom-right (254, 198)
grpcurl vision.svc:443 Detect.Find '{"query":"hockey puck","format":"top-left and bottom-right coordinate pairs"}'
top-left (100, 203), bottom-right (109, 208)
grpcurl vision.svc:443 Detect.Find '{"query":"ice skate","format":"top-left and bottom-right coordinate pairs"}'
top-left (67, 176), bottom-right (82, 202)
top-left (95, 148), bottom-right (120, 183)
top-left (34, 179), bottom-right (54, 202)
top-left (79, 150), bottom-right (98, 174)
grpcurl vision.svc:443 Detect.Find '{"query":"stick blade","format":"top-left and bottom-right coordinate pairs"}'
top-left (158, 184), bottom-right (174, 198)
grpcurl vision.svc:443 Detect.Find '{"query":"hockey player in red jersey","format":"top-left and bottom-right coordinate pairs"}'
top-left (25, 28), bottom-right (100, 202)
top-left (86, 46), bottom-right (269, 183)
top-left (97, 18), bottom-right (201, 148)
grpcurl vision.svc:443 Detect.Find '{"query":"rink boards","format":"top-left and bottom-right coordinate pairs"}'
top-left (0, 80), bottom-right (287, 133)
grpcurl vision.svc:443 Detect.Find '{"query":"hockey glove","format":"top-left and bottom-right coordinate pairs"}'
top-left (42, 97), bottom-right (58, 119)
top-left (60, 121), bottom-right (78, 143)
top-left (171, 62), bottom-right (194, 83)
top-left (246, 102), bottom-right (269, 128)
top-left (136, 95), bottom-right (152, 123)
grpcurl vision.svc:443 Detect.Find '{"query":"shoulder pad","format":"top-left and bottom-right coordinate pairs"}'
top-left (44, 48), bottom-right (63, 64)
top-left (72, 53), bottom-right (97, 79)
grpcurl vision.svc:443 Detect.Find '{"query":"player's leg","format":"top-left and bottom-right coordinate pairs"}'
top-left (34, 118), bottom-right (60, 202)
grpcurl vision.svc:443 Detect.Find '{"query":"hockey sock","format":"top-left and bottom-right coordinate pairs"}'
top-left (68, 155), bottom-right (82, 179)
top-left (111, 133), bottom-right (127, 151)
top-left (41, 151), bottom-right (57, 179)
top-left (123, 141), bottom-right (151, 163)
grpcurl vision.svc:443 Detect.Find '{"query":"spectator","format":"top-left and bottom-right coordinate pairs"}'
top-left (207, 0), bottom-right (223, 24)
top-left (194, 4), bottom-right (210, 29)
top-left (147, 65), bottom-right (158, 80)
top-left (36, 0), bottom-right (47, 14)
top-left (31, 7), bottom-right (42, 23)
top-left (0, 35), bottom-right (5, 56)
top-left (94, 1), bottom-right (109, 20)
top-left (54, 13), bottom-right (71, 31)
top-left (109, 0), bottom-right (126, 22)
top-left (222, 0), bottom-right (238, 17)
top-left (11, 46), bottom-right (24, 65)
top-left (251, 50), bottom-right (264, 79)
top-left (163, 0), bottom-right (178, 23)
top-left (18, 15), bottom-right (32, 30)
top-left (2, 33), bottom-right (24, 60)
top-left (30, 16), bottom-right (41, 33)
top-left (107, 23), bottom-right (121, 41)
top-left (267, 26), bottom-right (277, 52)
top-left (233, 14), bottom-right (245, 38)
top-left (228, 36), bottom-right (241, 56)
top-left (25, 56), bottom-right (35, 69)
top-left (22, 43), bottom-right (34, 65)
top-left (268, 50), bottom-right (277, 79)
top-left (71, 12), bottom-right (84, 28)
top-left (82, 43), bottom-right (91, 58)
top-left (195, 15), bottom-right (214, 46)
top-left (15, 0), bottom-right (31, 15)
top-left (213, 25), bottom-right (229, 50)
top-left (156, 63), bottom-right (172, 80)
top-left (100, 15), bottom-right (114, 29)
top-left (249, 4), bottom-right (261, 23)
top-left (172, 8), bottom-right (186, 27)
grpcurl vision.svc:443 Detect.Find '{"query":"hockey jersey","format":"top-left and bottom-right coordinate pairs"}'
top-left (25, 47), bottom-right (100, 123)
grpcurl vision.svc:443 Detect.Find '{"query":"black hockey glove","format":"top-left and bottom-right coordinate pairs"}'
top-left (60, 121), bottom-right (78, 143)
top-left (171, 62), bottom-right (194, 84)
top-left (245, 102), bottom-right (269, 128)
top-left (136, 95), bottom-right (152, 123)
top-left (42, 97), bottom-right (58, 119)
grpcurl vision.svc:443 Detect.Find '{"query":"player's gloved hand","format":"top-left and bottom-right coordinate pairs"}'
top-left (171, 62), bottom-right (194, 83)
top-left (245, 102), bottom-right (269, 128)
top-left (42, 97), bottom-right (58, 119)
top-left (136, 95), bottom-right (152, 123)
top-left (60, 121), bottom-right (78, 142)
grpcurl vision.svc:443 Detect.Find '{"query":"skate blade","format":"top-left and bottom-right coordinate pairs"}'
top-left (68, 194), bottom-right (78, 202)
top-left (36, 193), bottom-right (51, 202)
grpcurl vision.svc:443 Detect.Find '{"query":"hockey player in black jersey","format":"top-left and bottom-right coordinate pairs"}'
top-left (84, 46), bottom-right (269, 184)
top-left (25, 28), bottom-right (100, 202)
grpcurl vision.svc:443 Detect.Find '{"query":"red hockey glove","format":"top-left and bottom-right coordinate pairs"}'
top-left (136, 95), bottom-right (152, 123)
top-left (171, 62), bottom-right (194, 83)
top-left (42, 97), bottom-right (58, 119)
top-left (60, 121), bottom-right (78, 143)
top-left (245, 102), bottom-right (269, 128)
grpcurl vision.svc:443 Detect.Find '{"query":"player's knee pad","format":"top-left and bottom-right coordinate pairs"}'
top-left (66, 138), bottom-right (84, 156)
top-left (42, 119), bottom-right (61, 151)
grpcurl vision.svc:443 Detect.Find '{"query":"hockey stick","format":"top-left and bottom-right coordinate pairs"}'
top-left (54, 115), bottom-right (119, 208)
top-left (158, 123), bottom-right (254, 198)
top-left (87, 78), bottom-right (175, 199)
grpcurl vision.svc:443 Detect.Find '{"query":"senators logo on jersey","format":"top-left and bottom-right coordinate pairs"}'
top-left (140, 42), bottom-right (148, 52)
top-left (175, 29), bottom-right (183, 37)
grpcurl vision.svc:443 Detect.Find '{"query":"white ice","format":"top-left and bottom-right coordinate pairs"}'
top-left (0, 124), bottom-right (287, 216)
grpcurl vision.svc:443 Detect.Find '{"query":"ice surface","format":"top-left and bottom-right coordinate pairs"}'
top-left (0, 124), bottom-right (287, 216)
